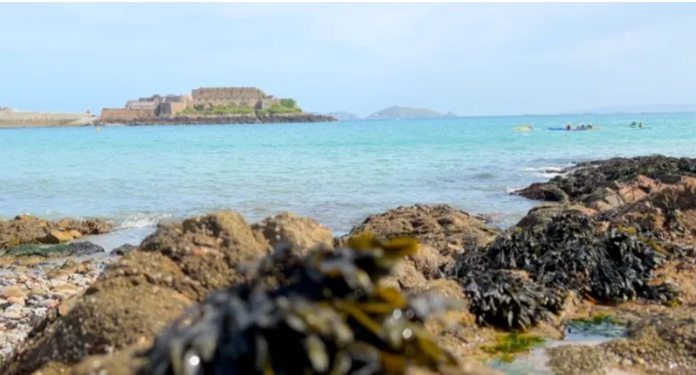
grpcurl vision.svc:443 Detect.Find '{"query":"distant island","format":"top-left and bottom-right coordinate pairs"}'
top-left (97, 87), bottom-right (336, 126)
top-left (366, 106), bottom-right (457, 120)
top-left (324, 111), bottom-right (361, 121)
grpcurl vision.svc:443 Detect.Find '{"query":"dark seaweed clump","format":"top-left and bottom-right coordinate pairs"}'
top-left (449, 212), bottom-right (679, 330)
top-left (138, 234), bottom-right (461, 375)
top-left (533, 155), bottom-right (696, 200)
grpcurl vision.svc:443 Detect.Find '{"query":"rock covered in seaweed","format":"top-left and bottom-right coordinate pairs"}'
top-left (137, 233), bottom-right (465, 375)
top-left (448, 212), bottom-right (681, 330)
top-left (513, 155), bottom-right (696, 209)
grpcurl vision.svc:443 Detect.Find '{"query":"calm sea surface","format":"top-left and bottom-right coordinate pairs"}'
top-left (2, 113), bottom-right (696, 237)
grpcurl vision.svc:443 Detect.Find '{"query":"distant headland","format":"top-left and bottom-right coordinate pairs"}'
top-left (366, 106), bottom-right (457, 120)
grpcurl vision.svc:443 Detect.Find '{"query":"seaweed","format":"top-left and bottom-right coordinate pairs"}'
top-left (448, 212), bottom-right (679, 330)
top-left (137, 233), bottom-right (462, 375)
top-left (3, 244), bottom-right (71, 257)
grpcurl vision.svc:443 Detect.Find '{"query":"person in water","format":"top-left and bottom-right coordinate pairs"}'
top-left (529, 124), bottom-right (534, 130)
top-left (588, 124), bottom-right (593, 129)
top-left (566, 124), bottom-right (571, 130)
top-left (630, 121), bottom-right (637, 127)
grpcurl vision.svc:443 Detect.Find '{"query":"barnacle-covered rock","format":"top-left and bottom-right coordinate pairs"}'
top-left (346, 204), bottom-right (500, 258)
top-left (137, 233), bottom-right (466, 375)
top-left (513, 155), bottom-right (696, 207)
top-left (251, 211), bottom-right (334, 258)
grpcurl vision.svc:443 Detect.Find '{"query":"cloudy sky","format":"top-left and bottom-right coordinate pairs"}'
top-left (1, 3), bottom-right (695, 116)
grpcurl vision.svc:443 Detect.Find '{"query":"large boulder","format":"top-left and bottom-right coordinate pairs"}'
top-left (516, 203), bottom-right (596, 231)
top-left (139, 211), bottom-right (270, 289)
top-left (251, 212), bottom-right (334, 257)
top-left (0, 215), bottom-right (113, 253)
top-left (347, 204), bottom-right (499, 257)
top-left (1, 211), bottom-right (271, 375)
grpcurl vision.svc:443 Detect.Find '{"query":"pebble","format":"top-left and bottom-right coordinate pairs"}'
top-left (0, 254), bottom-right (114, 359)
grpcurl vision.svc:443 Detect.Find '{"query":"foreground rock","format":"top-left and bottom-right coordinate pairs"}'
top-left (0, 211), bottom-right (347, 375)
top-left (347, 204), bottom-right (500, 257)
top-left (0, 215), bottom-right (112, 255)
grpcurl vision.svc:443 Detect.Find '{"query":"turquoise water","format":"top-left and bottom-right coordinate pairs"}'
top-left (2, 113), bottom-right (696, 235)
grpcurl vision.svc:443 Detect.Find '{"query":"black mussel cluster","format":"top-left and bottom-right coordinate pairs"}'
top-left (449, 212), bottom-right (680, 330)
top-left (138, 233), bottom-right (461, 375)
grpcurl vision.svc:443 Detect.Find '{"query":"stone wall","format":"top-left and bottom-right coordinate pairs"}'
top-left (191, 87), bottom-right (264, 107)
top-left (156, 102), bottom-right (187, 117)
top-left (100, 108), bottom-right (156, 121)
top-left (0, 111), bottom-right (94, 127)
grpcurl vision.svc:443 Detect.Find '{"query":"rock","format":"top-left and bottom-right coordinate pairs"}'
top-left (1, 286), bottom-right (26, 298)
top-left (6, 296), bottom-right (25, 306)
top-left (51, 284), bottom-right (79, 299)
top-left (516, 202), bottom-right (596, 231)
top-left (511, 182), bottom-right (569, 202)
top-left (251, 212), bottom-right (334, 257)
top-left (66, 241), bottom-right (104, 256)
top-left (140, 211), bottom-right (269, 289)
top-left (0, 215), bottom-right (113, 251)
top-left (110, 244), bottom-right (138, 256)
top-left (347, 204), bottom-right (499, 257)
top-left (515, 155), bottom-right (696, 205)
top-left (2, 311), bottom-right (23, 320)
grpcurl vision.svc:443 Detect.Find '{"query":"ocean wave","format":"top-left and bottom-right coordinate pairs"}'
top-left (522, 166), bottom-right (568, 179)
top-left (116, 213), bottom-right (172, 229)
top-left (506, 187), bottom-right (524, 194)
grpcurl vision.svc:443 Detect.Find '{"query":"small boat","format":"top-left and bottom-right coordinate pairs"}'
top-left (547, 126), bottom-right (600, 131)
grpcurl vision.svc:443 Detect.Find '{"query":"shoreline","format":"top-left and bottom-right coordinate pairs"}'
top-left (1, 154), bottom-right (695, 375)
top-left (95, 112), bottom-right (337, 126)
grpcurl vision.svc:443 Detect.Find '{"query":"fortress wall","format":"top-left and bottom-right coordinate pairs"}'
top-left (0, 111), bottom-right (93, 127)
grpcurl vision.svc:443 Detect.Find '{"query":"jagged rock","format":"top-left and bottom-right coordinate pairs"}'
top-left (0, 215), bottom-right (113, 252)
top-left (514, 155), bottom-right (696, 206)
top-left (347, 204), bottom-right (499, 257)
top-left (0, 211), bottom-right (273, 375)
top-left (139, 211), bottom-right (270, 289)
top-left (515, 203), bottom-right (596, 231)
top-left (512, 183), bottom-right (569, 202)
top-left (251, 212), bottom-right (334, 258)
top-left (110, 244), bottom-right (138, 256)
top-left (607, 177), bottom-right (696, 245)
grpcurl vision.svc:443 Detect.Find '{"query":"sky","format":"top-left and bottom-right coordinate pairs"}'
top-left (1, 2), bottom-right (696, 117)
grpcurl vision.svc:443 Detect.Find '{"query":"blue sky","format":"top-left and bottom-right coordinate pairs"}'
top-left (1, 3), bottom-right (695, 117)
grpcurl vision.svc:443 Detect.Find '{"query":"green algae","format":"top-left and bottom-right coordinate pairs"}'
top-left (3, 243), bottom-right (71, 257)
top-left (482, 332), bottom-right (546, 363)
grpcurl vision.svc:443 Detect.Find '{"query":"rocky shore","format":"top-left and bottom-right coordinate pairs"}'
top-left (95, 112), bottom-right (338, 126)
top-left (0, 154), bottom-right (694, 375)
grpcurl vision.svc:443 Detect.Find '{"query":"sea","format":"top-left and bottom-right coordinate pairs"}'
top-left (2, 112), bottom-right (696, 247)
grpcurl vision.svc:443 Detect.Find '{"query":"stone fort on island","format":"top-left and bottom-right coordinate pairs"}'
top-left (100, 87), bottom-right (282, 121)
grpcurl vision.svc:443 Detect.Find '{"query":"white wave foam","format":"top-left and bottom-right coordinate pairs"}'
top-left (522, 166), bottom-right (568, 178)
top-left (117, 213), bottom-right (172, 229)
top-left (507, 187), bottom-right (524, 194)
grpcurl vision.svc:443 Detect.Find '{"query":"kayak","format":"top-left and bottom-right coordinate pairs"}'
top-left (548, 127), bottom-right (601, 131)
top-left (514, 126), bottom-right (534, 131)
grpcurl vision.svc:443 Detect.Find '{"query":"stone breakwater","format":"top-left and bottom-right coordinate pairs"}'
top-left (0, 155), bottom-right (695, 375)
top-left (95, 112), bottom-right (338, 126)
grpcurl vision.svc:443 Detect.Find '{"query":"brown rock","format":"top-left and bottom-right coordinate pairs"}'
top-left (39, 230), bottom-right (74, 244)
top-left (0, 215), bottom-right (114, 251)
top-left (252, 212), bottom-right (334, 257)
top-left (347, 204), bottom-right (499, 257)
top-left (6, 296), bottom-right (25, 306)
top-left (1, 286), bottom-right (26, 298)
top-left (140, 211), bottom-right (269, 289)
top-left (68, 230), bottom-right (83, 239)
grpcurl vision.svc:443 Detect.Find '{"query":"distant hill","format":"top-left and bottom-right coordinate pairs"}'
top-left (325, 111), bottom-right (361, 121)
top-left (563, 104), bottom-right (696, 115)
top-left (366, 106), bottom-right (457, 120)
